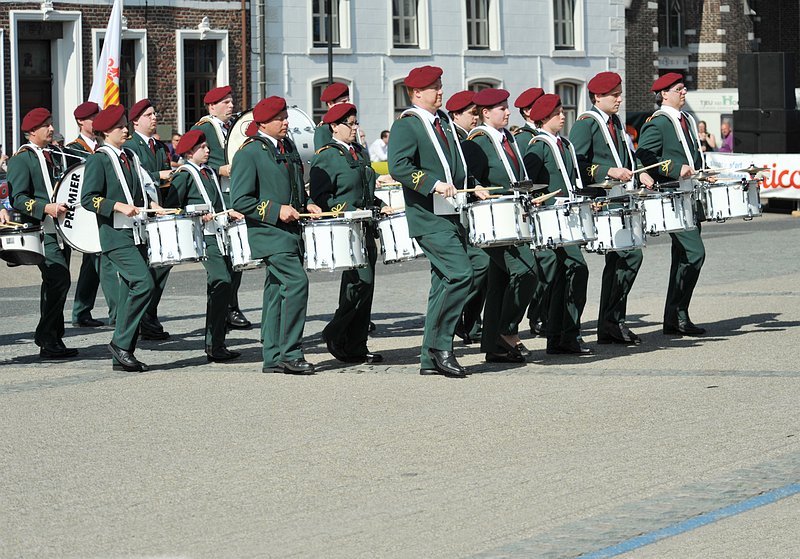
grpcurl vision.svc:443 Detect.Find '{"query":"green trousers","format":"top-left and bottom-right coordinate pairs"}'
top-left (202, 237), bottom-right (233, 349)
top-left (415, 229), bottom-right (474, 369)
top-left (480, 244), bottom-right (537, 353)
top-left (462, 245), bottom-right (490, 338)
top-left (105, 236), bottom-right (155, 353)
top-left (323, 235), bottom-right (378, 356)
top-left (665, 226), bottom-right (705, 324)
top-left (222, 193), bottom-right (244, 312)
top-left (261, 251), bottom-right (309, 367)
top-left (597, 248), bottom-right (644, 332)
top-left (71, 253), bottom-right (120, 323)
top-left (35, 233), bottom-right (71, 346)
top-left (545, 244), bottom-right (588, 344)
top-left (527, 249), bottom-right (556, 329)
top-left (145, 266), bottom-right (171, 321)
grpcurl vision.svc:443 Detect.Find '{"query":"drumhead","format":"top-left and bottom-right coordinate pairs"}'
top-left (225, 109), bottom-right (255, 166)
top-left (53, 162), bottom-right (102, 254)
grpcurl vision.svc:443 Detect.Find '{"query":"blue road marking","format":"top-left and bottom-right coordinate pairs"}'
top-left (578, 482), bottom-right (800, 558)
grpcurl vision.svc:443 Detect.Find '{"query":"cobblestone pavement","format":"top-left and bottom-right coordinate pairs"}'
top-left (1, 213), bottom-right (799, 558)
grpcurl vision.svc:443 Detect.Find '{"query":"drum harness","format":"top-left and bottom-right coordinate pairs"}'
top-left (97, 146), bottom-right (151, 245)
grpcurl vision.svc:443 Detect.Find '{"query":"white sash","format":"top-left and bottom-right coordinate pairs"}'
top-left (468, 125), bottom-right (529, 185)
top-left (577, 111), bottom-right (635, 193)
top-left (177, 163), bottom-right (228, 251)
top-left (530, 134), bottom-right (584, 199)
top-left (18, 143), bottom-right (58, 234)
top-left (98, 146), bottom-right (147, 244)
top-left (652, 109), bottom-right (704, 171)
top-left (401, 107), bottom-right (467, 215)
top-left (198, 115), bottom-right (230, 193)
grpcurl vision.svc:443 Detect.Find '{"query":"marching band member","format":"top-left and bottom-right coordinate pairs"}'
top-left (81, 104), bottom-right (162, 372)
top-left (313, 82), bottom-right (351, 150)
top-left (66, 101), bottom-right (121, 329)
top-left (124, 99), bottom-right (172, 340)
top-left (512, 87), bottom-right (545, 147)
top-left (388, 66), bottom-right (474, 378)
top-left (191, 85), bottom-right (252, 330)
top-left (636, 73), bottom-right (706, 336)
top-left (230, 96), bottom-right (322, 375)
top-left (462, 88), bottom-right (535, 363)
top-left (523, 94), bottom-right (592, 355)
top-left (310, 103), bottom-right (388, 363)
top-left (570, 72), bottom-right (643, 345)
top-left (447, 90), bottom-right (479, 141)
top-left (7, 108), bottom-right (77, 359)
top-left (165, 130), bottom-right (242, 362)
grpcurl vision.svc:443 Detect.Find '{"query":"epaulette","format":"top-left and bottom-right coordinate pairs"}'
top-left (466, 130), bottom-right (488, 141)
top-left (315, 145), bottom-right (337, 155)
top-left (194, 116), bottom-right (214, 127)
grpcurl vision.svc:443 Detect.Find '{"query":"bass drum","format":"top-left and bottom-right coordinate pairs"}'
top-left (224, 106), bottom-right (317, 183)
top-left (52, 162), bottom-right (102, 254)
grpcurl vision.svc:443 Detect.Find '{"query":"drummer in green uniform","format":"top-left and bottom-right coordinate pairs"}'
top-left (445, 90), bottom-right (488, 345)
top-left (230, 96), bottom-right (322, 375)
top-left (313, 82), bottom-right (350, 150)
top-left (124, 98), bottom-right (172, 340)
top-left (462, 88), bottom-right (535, 363)
top-left (387, 65), bottom-right (475, 378)
top-left (310, 103), bottom-right (389, 363)
top-left (636, 72), bottom-right (706, 336)
top-left (165, 129), bottom-right (243, 362)
top-left (81, 104), bottom-right (162, 372)
top-left (191, 85), bottom-right (252, 330)
top-left (66, 101), bottom-right (120, 329)
top-left (8, 108), bottom-right (78, 359)
top-left (522, 94), bottom-right (592, 355)
top-left (569, 72), bottom-right (643, 345)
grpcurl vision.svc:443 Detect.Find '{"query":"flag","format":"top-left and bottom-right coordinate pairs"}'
top-left (89, 0), bottom-right (123, 108)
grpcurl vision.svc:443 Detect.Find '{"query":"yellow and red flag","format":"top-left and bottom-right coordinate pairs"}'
top-left (89, 0), bottom-right (123, 108)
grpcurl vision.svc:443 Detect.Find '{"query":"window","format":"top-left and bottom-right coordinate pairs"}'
top-left (468, 79), bottom-right (500, 92)
top-left (393, 81), bottom-right (411, 120)
top-left (466, 0), bottom-right (490, 50)
top-left (312, 0), bottom-right (340, 47)
top-left (555, 82), bottom-right (578, 135)
top-left (183, 39), bottom-right (218, 127)
top-left (658, 0), bottom-right (684, 48)
top-left (393, 0), bottom-right (419, 48)
top-left (553, 0), bottom-right (575, 50)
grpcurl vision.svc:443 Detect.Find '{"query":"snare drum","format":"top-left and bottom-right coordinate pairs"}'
top-left (302, 217), bottom-right (368, 272)
top-left (530, 200), bottom-right (597, 249)
top-left (464, 196), bottom-right (532, 248)
top-left (698, 180), bottom-right (762, 221)
top-left (225, 220), bottom-right (265, 271)
top-left (637, 190), bottom-right (696, 235)
top-left (376, 211), bottom-right (425, 264)
top-left (586, 208), bottom-right (645, 253)
top-left (374, 186), bottom-right (405, 210)
top-left (0, 225), bottom-right (45, 265)
top-left (145, 213), bottom-right (206, 267)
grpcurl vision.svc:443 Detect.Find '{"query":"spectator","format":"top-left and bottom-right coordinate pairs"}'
top-left (167, 131), bottom-right (182, 167)
top-left (719, 120), bottom-right (733, 153)
top-left (697, 120), bottom-right (716, 153)
top-left (369, 130), bottom-right (390, 162)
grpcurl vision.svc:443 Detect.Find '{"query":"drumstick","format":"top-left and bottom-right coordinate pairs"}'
top-left (0, 223), bottom-right (20, 228)
top-left (377, 181), bottom-right (402, 187)
top-left (634, 160), bottom-right (672, 174)
top-left (210, 209), bottom-right (234, 218)
top-left (530, 189), bottom-right (562, 204)
top-left (138, 208), bottom-right (182, 214)
top-left (2, 220), bottom-right (26, 227)
top-left (297, 211), bottom-right (343, 218)
top-left (457, 186), bottom-right (504, 193)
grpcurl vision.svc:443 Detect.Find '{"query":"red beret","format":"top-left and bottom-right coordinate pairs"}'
top-left (404, 66), bottom-right (443, 89)
top-left (175, 129), bottom-right (206, 155)
top-left (588, 72), bottom-right (622, 95)
top-left (322, 103), bottom-right (357, 125)
top-left (473, 88), bottom-right (510, 108)
top-left (92, 104), bottom-right (127, 133)
top-left (320, 82), bottom-right (350, 103)
top-left (129, 99), bottom-right (152, 122)
top-left (651, 72), bottom-right (684, 92)
top-left (74, 101), bottom-right (100, 120)
top-left (514, 88), bottom-right (545, 109)
top-left (529, 94), bottom-right (562, 122)
top-left (245, 121), bottom-right (259, 136)
top-left (21, 108), bottom-right (52, 133)
top-left (253, 96), bottom-right (287, 123)
top-left (204, 85), bottom-right (232, 105)
top-left (445, 91), bottom-right (475, 113)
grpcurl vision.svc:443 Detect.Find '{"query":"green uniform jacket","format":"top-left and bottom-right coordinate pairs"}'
top-left (570, 108), bottom-right (632, 187)
top-left (523, 133), bottom-right (578, 206)
top-left (512, 124), bottom-right (537, 151)
top-left (635, 112), bottom-right (703, 184)
top-left (165, 165), bottom-right (224, 212)
top-left (309, 143), bottom-right (382, 212)
top-left (81, 149), bottom-right (146, 252)
top-left (387, 109), bottom-right (467, 236)
top-left (123, 133), bottom-right (171, 204)
top-left (191, 119), bottom-right (226, 173)
top-left (7, 147), bottom-right (62, 225)
top-left (313, 123), bottom-right (333, 151)
top-left (230, 136), bottom-right (309, 257)
top-left (64, 136), bottom-right (95, 159)
top-left (462, 128), bottom-right (523, 194)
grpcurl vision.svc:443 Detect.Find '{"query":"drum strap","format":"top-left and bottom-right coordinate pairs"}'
top-left (17, 144), bottom-right (60, 239)
top-left (530, 135), bottom-right (584, 199)
top-left (468, 125), bottom-right (529, 184)
top-left (176, 163), bottom-right (228, 251)
top-left (577, 110), bottom-right (635, 191)
top-left (652, 110), bottom-right (705, 170)
top-left (98, 146), bottom-right (147, 244)
top-left (197, 115), bottom-right (227, 148)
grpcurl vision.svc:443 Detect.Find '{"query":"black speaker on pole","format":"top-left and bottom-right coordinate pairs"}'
top-left (738, 54), bottom-right (760, 109)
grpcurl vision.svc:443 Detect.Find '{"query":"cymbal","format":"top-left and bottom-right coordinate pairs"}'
top-left (691, 169), bottom-right (719, 181)
top-left (588, 179), bottom-right (625, 189)
top-left (510, 180), bottom-right (548, 192)
top-left (735, 164), bottom-right (769, 175)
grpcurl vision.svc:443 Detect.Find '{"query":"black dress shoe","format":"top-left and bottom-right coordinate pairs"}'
top-left (454, 320), bottom-right (473, 345)
top-left (486, 351), bottom-right (526, 363)
top-left (368, 321), bottom-right (376, 333)
top-left (548, 339), bottom-right (593, 355)
top-left (663, 320), bottom-right (706, 336)
top-left (427, 349), bottom-right (467, 378)
top-left (140, 327), bottom-right (170, 340)
top-left (497, 337), bottom-right (525, 357)
top-left (206, 346), bottom-right (241, 362)
top-left (598, 322), bottom-right (642, 345)
top-left (344, 352), bottom-right (384, 364)
top-left (73, 317), bottom-right (104, 328)
top-left (39, 343), bottom-right (79, 359)
top-left (108, 343), bottom-right (148, 372)
top-left (530, 320), bottom-right (546, 338)
top-left (281, 359), bottom-right (315, 375)
top-left (140, 313), bottom-right (164, 332)
top-left (227, 308), bottom-right (252, 330)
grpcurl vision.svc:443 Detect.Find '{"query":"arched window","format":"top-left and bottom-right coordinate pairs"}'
top-left (555, 81), bottom-right (580, 135)
top-left (467, 78), bottom-right (501, 92)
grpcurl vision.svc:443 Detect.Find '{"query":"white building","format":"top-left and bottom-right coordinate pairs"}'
top-left (258, 0), bottom-right (628, 143)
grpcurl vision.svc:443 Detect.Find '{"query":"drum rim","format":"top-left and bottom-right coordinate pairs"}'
top-left (224, 108), bottom-right (255, 165)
